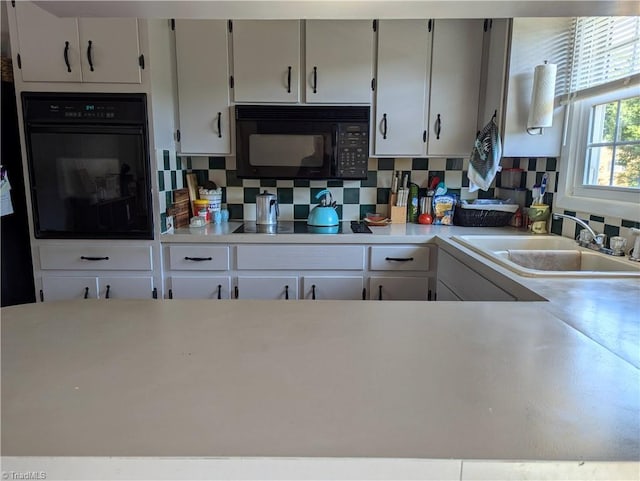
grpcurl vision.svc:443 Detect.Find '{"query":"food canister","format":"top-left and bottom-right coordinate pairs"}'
top-left (193, 199), bottom-right (209, 219)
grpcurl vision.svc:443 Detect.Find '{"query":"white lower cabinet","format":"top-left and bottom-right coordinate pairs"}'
top-left (368, 276), bottom-right (430, 301)
top-left (169, 276), bottom-right (231, 300)
top-left (37, 244), bottom-right (156, 302)
top-left (437, 249), bottom-right (516, 301)
top-left (41, 275), bottom-right (154, 301)
top-left (302, 276), bottom-right (365, 300)
top-left (236, 276), bottom-right (298, 300)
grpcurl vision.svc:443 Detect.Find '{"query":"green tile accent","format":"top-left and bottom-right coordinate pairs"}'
top-left (277, 188), bottom-right (294, 204)
top-left (327, 179), bottom-right (344, 187)
top-left (446, 158), bottom-right (463, 170)
top-left (165, 191), bottom-right (173, 208)
top-left (310, 188), bottom-right (324, 203)
top-left (170, 171), bottom-right (177, 190)
top-left (589, 214), bottom-right (605, 223)
top-left (377, 158), bottom-right (395, 170)
top-left (157, 171), bottom-right (165, 191)
top-left (294, 179), bottom-right (310, 187)
top-left (160, 212), bottom-right (167, 232)
top-left (546, 158), bottom-right (557, 171)
top-left (361, 170), bottom-right (377, 188)
top-left (209, 157), bottom-right (226, 169)
top-left (604, 224), bottom-right (620, 241)
top-left (176, 157), bottom-right (182, 170)
top-left (412, 158), bottom-right (428, 170)
top-left (294, 204), bottom-right (310, 219)
top-left (359, 204), bottom-right (376, 219)
top-left (260, 179), bottom-right (277, 187)
top-left (226, 170), bottom-right (243, 187)
top-left (622, 219), bottom-right (640, 229)
top-left (377, 187), bottom-right (389, 204)
top-left (163, 150), bottom-right (170, 170)
top-left (343, 188), bottom-right (360, 204)
top-left (244, 187), bottom-right (260, 203)
top-left (186, 157), bottom-right (192, 169)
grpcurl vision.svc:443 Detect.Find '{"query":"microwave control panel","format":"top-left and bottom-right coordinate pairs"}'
top-left (335, 124), bottom-right (369, 179)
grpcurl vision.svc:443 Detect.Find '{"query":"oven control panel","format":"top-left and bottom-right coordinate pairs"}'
top-left (335, 123), bottom-right (369, 179)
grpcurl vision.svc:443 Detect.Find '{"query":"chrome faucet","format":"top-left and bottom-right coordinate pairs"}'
top-left (552, 213), bottom-right (608, 251)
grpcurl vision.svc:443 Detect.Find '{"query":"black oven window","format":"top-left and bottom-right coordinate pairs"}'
top-left (28, 130), bottom-right (150, 237)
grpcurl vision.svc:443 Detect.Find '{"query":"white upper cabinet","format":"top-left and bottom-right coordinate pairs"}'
top-left (305, 20), bottom-right (374, 103)
top-left (175, 20), bottom-right (231, 154)
top-left (374, 20), bottom-right (430, 156)
top-left (501, 18), bottom-right (571, 157)
top-left (12, 2), bottom-right (141, 83)
top-left (13, 1), bottom-right (81, 82)
top-left (478, 19), bottom-right (510, 130)
top-left (427, 19), bottom-right (484, 156)
top-left (77, 18), bottom-right (142, 83)
top-left (231, 20), bottom-right (300, 103)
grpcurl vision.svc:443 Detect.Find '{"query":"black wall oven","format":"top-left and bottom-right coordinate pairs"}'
top-left (21, 92), bottom-right (153, 239)
top-left (235, 105), bottom-right (370, 180)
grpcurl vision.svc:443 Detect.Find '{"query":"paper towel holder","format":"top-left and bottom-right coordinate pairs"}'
top-left (526, 60), bottom-right (557, 136)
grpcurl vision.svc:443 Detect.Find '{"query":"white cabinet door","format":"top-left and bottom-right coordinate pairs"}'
top-left (368, 276), bottom-right (430, 301)
top-left (41, 276), bottom-right (98, 302)
top-left (169, 276), bottom-right (232, 300)
top-left (13, 1), bottom-right (82, 82)
top-left (232, 20), bottom-right (300, 102)
top-left (98, 276), bottom-right (154, 299)
top-left (438, 249), bottom-right (516, 301)
top-left (478, 19), bottom-right (509, 130)
top-left (301, 276), bottom-right (364, 300)
top-left (175, 20), bottom-right (230, 154)
top-left (305, 20), bottom-right (374, 103)
top-left (78, 18), bottom-right (141, 83)
top-left (502, 18), bottom-right (571, 157)
top-left (435, 279), bottom-right (461, 301)
top-left (374, 20), bottom-right (430, 156)
top-left (236, 276), bottom-right (298, 300)
top-left (427, 19), bottom-right (484, 156)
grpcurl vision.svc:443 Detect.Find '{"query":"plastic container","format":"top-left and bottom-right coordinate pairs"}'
top-left (501, 168), bottom-right (524, 188)
top-left (200, 191), bottom-right (222, 212)
top-left (193, 199), bottom-right (209, 219)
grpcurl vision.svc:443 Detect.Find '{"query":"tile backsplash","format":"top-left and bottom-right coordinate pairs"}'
top-left (157, 149), bottom-right (639, 249)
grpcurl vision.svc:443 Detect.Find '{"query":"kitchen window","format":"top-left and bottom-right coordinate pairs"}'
top-left (557, 16), bottom-right (640, 218)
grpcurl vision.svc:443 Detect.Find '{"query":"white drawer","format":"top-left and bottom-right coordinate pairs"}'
top-left (237, 245), bottom-right (365, 270)
top-left (369, 246), bottom-right (430, 271)
top-left (168, 245), bottom-right (229, 270)
top-left (39, 245), bottom-right (152, 271)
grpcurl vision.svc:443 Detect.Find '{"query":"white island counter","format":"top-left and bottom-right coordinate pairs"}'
top-left (1, 298), bottom-right (638, 479)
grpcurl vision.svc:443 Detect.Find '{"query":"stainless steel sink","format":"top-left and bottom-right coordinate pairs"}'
top-left (452, 235), bottom-right (640, 278)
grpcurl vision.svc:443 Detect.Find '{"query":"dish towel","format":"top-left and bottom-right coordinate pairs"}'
top-left (468, 118), bottom-right (502, 192)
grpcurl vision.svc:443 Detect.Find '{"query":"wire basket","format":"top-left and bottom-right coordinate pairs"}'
top-left (453, 208), bottom-right (514, 227)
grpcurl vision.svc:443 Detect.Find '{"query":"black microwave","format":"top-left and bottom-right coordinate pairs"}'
top-left (235, 105), bottom-right (370, 179)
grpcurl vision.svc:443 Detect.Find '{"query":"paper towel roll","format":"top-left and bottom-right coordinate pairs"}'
top-left (527, 62), bottom-right (557, 130)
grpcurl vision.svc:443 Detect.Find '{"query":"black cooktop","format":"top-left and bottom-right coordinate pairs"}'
top-left (233, 221), bottom-right (371, 234)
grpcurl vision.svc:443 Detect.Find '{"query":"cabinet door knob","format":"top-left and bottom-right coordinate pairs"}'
top-left (63, 41), bottom-right (71, 72)
top-left (86, 40), bottom-right (94, 72)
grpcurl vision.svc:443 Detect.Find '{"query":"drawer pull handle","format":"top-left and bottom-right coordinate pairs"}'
top-left (168, 288), bottom-right (173, 299)
top-left (81, 256), bottom-right (109, 261)
top-left (385, 257), bottom-right (414, 262)
top-left (40, 289), bottom-right (44, 302)
top-left (152, 287), bottom-right (158, 299)
top-left (217, 284), bottom-right (222, 299)
top-left (287, 65), bottom-right (292, 93)
top-left (84, 286), bottom-right (89, 299)
top-left (362, 287), bottom-right (366, 300)
top-left (234, 286), bottom-right (239, 299)
top-left (105, 285), bottom-right (111, 299)
top-left (312, 284), bottom-right (316, 300)
top-left (216, 112), bottom-right (222, 138)
top-left (184, 256), bottom-right (212, 261)
top-left (285, 285), bottom-right (289, 300)
top-left (378, 285), bottom-right (383, 300)
top-left (312, 66), bottom-right (318, 93)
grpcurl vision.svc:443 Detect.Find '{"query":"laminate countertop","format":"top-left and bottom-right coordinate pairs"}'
top-left (2, 300), bottom-right (638, 463)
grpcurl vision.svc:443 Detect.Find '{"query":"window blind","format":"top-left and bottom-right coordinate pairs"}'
top-left (568, 16), bottom-right (640, 95)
